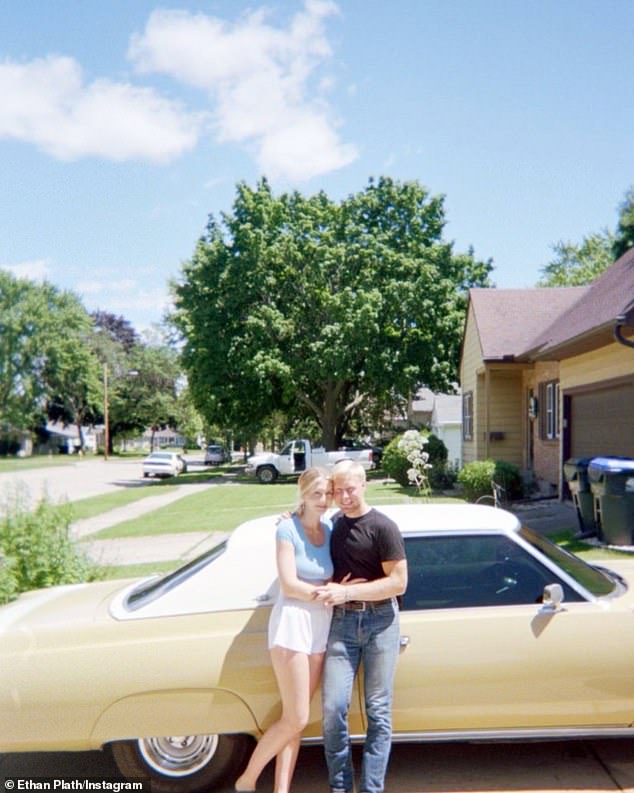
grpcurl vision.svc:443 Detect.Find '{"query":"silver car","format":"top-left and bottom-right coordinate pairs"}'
top-left (204, 444), bottom-right (229, 465)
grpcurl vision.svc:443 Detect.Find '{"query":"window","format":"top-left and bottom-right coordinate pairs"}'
top-left (401, 534), bottom-right (583, 611)
top-left (462, 391), bottom-right (473, 440)
top-left (539, 380), bottom-right (560, 440)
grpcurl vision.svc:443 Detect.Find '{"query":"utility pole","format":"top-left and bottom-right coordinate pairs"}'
top-left (103, 363), bottom-right (109, 461)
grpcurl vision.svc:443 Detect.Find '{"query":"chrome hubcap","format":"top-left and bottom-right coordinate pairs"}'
top-left (138, 734), bottom-right (219, 777)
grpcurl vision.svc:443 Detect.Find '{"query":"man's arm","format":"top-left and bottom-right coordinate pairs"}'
top-left (314, 558), bottom-right (407, 606)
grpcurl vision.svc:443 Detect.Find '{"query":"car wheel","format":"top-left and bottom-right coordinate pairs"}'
top-left (110, 733), bottom-right (252, 793)
top-left (257, 465), bottom-right (278, 484)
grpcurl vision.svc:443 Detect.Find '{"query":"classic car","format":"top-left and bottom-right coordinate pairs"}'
top-left (2, 504), bottom-right (634, 793)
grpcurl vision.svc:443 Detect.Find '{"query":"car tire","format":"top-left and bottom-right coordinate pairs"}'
top-left (110, 733), bottom-right (253, 793)
top-left (257, 465), bottom-right (278, 484)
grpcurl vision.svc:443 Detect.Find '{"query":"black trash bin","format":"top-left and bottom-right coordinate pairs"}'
top-left (588, 457), bottom-right (634, 546)
top-left (563, 457), bottom-right (596, 536)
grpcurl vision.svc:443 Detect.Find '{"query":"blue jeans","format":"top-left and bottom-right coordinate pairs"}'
top-left (321, 600), bottom-right (400, 793)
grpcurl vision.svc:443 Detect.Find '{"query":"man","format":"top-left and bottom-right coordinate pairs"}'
top-left (314, 460), bottom-right (408, 793)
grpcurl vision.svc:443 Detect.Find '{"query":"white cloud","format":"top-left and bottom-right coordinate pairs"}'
top-left (0, 55), bottom-right (202, 162)
top-left (128, 0), bottom-right (357, 180)
top-left (1, 258), bottom-right (51, 282)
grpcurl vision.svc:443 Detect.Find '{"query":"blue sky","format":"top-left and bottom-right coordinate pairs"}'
top-left (1, 0), bottom-right (633, 331)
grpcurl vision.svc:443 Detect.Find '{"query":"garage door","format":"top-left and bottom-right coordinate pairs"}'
top-left (569, 382), bottom-right (634, 458)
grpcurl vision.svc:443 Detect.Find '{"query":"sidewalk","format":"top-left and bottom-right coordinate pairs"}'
top-left (72, 481), bottom-right (224, 566)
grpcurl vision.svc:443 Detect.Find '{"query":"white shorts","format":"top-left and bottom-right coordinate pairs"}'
top-left (268, 596), bottom-right (332, 654)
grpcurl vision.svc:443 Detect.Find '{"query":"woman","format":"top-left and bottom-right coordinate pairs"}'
top-left (235, 466), bottom-right (334, 793)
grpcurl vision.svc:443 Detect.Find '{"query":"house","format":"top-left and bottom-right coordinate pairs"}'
top-left (39, 422), bottom-right (98, 454)
top-left (430, 394), bottom-right (462, 468)
top-left (460, 248), bottom-right (634, 495)
top-left (391, 387), bottom-right (436, 429)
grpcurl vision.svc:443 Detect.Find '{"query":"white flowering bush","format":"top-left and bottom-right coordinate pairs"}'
top-left (397, 430), bottom-right (432, 495)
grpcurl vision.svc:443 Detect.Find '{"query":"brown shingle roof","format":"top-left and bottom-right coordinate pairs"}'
top-left (469, 287), bottom-right (586, 360)
top-left (525, 248), bottom-right (634, 356)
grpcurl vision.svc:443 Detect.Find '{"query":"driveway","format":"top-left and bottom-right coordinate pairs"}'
top-left (3, 740), bottom-right (634, 792)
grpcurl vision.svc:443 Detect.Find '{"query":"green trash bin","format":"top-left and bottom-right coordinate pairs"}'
top-left (588, 457), bottom-right (634, 546)
top-left (563, 457), bottom-right (596, 536)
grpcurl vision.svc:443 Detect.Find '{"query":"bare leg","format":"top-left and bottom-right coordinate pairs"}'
top-left (236, 648), bottom-right (324, 793)
top-left (273, 652), bottom-right (325, 793)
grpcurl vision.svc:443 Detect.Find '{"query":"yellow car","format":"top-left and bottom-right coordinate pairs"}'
top-left (2, 504), bottom-right (634, 792)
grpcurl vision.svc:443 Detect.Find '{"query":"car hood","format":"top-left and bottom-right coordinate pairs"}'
top-left (247, 452), bottom-right (276, 465)
top-left (0, 577), bottom-right (140, 639)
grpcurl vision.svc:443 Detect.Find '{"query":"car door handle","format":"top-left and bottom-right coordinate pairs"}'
top-left (399, 635), bottom-right (410, 648)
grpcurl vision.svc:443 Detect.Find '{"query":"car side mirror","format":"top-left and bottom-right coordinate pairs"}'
top-left (540, 583), bottom-right (564, 612)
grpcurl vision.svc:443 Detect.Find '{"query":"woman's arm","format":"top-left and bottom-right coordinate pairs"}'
top-left (276, 539), bottom-right (319, 601)
top-left (314, 559), bottom-right (407, 606)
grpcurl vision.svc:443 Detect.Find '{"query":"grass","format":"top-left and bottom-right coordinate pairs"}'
top-left (548, 529), bottom-right (633, 562)
top-left (0, 455), bottom-right (81, 473)
top-left (69, 482), bottom-right (181, 521)
top-left (90, 480), bottom-right (465, 541)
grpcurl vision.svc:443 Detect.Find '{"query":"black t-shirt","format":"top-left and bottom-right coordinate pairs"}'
top-left (330, 508), bottom-right (406, 583)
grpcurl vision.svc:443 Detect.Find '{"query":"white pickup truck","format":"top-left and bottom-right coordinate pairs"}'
top-left (246, 438), bottom-right (375, 483)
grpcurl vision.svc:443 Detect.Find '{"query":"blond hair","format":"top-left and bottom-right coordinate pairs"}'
top-left (296, 466), bottom-right (332, 513)
top-left (331, 459), bottom-right (367, 484)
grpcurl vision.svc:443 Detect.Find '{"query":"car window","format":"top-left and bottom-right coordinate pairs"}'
top-left (402, 534), bottom-right (585, 611)
top-left (518, 526), bottom-right (616, 597)
top-left (124, 540), bottom-right (228, 611)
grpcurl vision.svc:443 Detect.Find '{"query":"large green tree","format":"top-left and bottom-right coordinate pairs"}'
top-left (537, 231), bottom-right (616, 287)
top-left (43, 292), bottom-right (103, 450)
top-left (88, 314), bottom-right (182, 453)
top-left (0, 272), bottom-right (101, 446)
top-left (538, 186), bottom-right (634, 287)
top-left (173, 177), bottom-right (492, 448)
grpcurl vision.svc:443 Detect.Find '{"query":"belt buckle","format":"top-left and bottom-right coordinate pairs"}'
top-left (348, 600), bottom-right (365, 611)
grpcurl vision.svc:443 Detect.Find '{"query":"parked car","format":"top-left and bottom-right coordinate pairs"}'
top-left (204, 444), bottom-right (229, 465)
top-left (142, 451), bottom-right (187, 478)
top-left (2, 503), bottom-right (634, 793)
top-left (246, 438), bottom-right (374, 483)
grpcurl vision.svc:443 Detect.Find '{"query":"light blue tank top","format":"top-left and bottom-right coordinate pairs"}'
top-left (276, 513), bottom-right (333, 583)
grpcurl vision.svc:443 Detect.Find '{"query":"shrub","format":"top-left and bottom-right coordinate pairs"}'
top-left (457, 459), bottom-right (523, 502)
top-left (383, 430), bottom-right (449, 490)
top-left (0, 489), bottom-right (96, 605)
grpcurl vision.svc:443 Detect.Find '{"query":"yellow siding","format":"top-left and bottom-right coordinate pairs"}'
top-left (486, 370), bottom-right (524, 466)
top-left (560, 342), bottom-right (634, 389)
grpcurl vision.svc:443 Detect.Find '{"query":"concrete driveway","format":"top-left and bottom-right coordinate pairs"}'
top-left (3, 740), bottom-right (634, 792)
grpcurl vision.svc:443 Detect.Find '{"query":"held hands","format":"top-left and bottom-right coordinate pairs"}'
top-left (313, 573), bottom-right (366, 606)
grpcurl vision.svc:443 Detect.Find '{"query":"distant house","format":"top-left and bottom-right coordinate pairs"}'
top-left (390, 388), bottom-right (462, 464)
top-left (41, 422), bottom-right (98, 454)
top-left (430, 394), bottom-right (462, 468)
top-left (460, 248), bottom-right (634, 495)
top-left (391, 387), bottom-right (436, 429)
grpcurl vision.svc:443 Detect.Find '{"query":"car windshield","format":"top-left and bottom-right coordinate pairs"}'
top-left (518, 526), bottom-right (616, 596)
top-left (149, 453), bottom-right (172, 459)
top-left (124, 540), bottom-right (228, 611)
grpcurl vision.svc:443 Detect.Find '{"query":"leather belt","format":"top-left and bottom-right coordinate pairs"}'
top-left (336, 598), bottom-right (393, 611)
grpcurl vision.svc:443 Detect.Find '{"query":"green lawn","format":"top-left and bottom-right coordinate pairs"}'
top-left (0, 455), bottom-right (81, 473)
top-left (70, 482), bottom-right (181, 521)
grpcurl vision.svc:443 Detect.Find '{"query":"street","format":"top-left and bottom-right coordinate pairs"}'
top-left (0, 457), bottom-right (150, 506)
